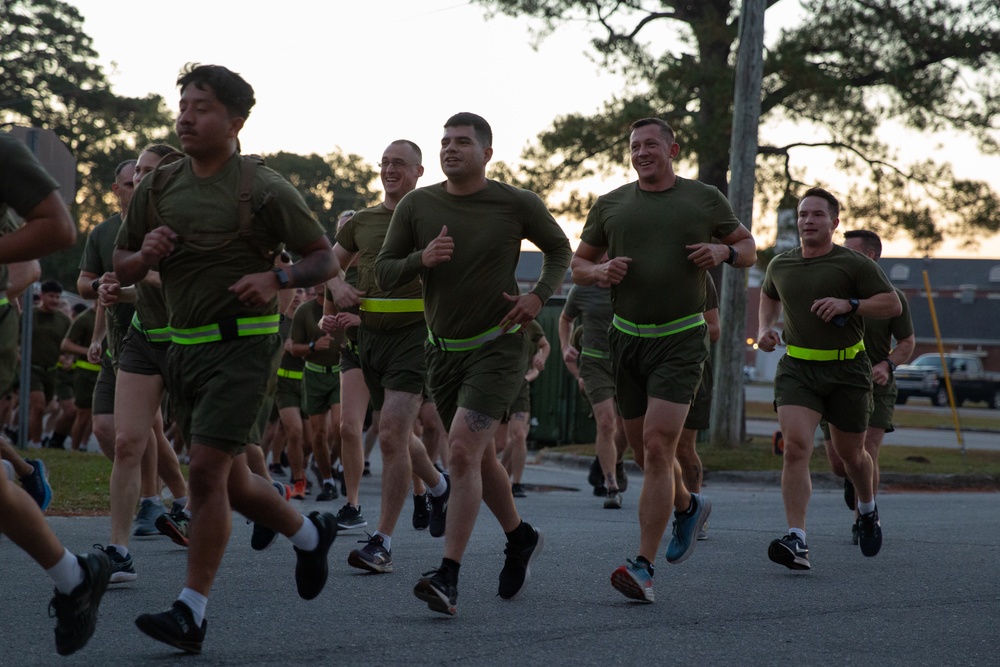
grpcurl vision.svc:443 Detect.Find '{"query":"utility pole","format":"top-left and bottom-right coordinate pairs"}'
top-left (710, 0), bottom-right (766, 447)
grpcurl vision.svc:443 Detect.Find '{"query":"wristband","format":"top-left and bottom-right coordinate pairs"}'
top-left (273, 267), bottom-right (290, 289)
top-left (725, 245), bottom-right (738, 265)
top-left (885, 359), bottom-right (896, 373)
top-left (308, 340), bottom-right (316, 352)
top-left (91, 279), bottom-right (100, 293)
top-left (848, 298), bottom-right (860, 314)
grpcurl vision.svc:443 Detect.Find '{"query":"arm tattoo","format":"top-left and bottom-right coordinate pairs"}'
top-left (464, 410), bottom-right (495, 433)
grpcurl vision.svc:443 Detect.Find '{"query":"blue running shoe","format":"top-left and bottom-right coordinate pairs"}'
top-left (20, 459), bottom-right (52, 511)
top-left (610, 559), bottom-right (654, 603)
top-left (665, 493), bottom-right (711, 564)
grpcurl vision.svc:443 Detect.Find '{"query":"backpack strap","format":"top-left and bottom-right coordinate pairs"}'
top-left (145, 153), bottom-right (187, 233)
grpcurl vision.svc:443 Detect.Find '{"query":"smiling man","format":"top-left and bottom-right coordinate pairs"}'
top-left (572, 118), bottom-right (755, 604)
top-left (758, 187), bottom-right (901, 571)
top-left (115, 63), bottom-right (338, 653)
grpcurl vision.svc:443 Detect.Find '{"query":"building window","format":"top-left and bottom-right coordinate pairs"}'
top-left (889, 264), bottom-right (910, 282)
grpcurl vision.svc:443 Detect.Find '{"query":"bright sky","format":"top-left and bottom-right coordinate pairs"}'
top-left (67, 0), bottom-right (1000, 259)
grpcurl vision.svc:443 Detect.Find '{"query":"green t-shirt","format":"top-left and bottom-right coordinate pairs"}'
top-left (0, 211), bottom-right (19, 292)
top-left (563, 284), bottom-right (612, 353)
top-left (0, 132), bottom-right (59, 224)
top-left (375, 180), bottom-right (572, 339)
top-left (277, 313), bottom-right (304, 372)
top-left (120, 153), bottom-right (326, 329)
top-left (66, 308), bottom-right (96, 350)
top-left (580, 178), bottom-right (740, 324)
top-left (80, 214), bottom-right (136, 349)
top-left (291, 298), bottom-right (341, 366)
top-left (335, 203), bottom-right (423, 332)
top-left (31, 308), bottom-right (71, 368)
top-left (762, 245), bottom-right (894, 350)
top-left (864, 287), bottom-right (913, 363)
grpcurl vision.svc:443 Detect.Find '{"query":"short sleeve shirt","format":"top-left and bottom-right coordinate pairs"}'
top-left (864, 287), bottom-right (913, 362)
top-left (563, 284), bottom-right (612, 353)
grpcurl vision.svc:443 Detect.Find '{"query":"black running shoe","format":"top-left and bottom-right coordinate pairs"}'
top-left (363, 460), bottom-right (371, 477)
top-left (615, 461), bottom-right (628, 493)
top-left (856, 507), bottom-right (883, 557)
top-left (93, 544), bottom-right (136, 583)
top-left (588, 456), bottom-right (603, 496)
top-left (428, 474), bottom-right (449, 538)
top-left (50, 551), bottom-right (111, 656)
top-left (335, 502), bottom-right (367, 530)
top-left (251, 521), bottom-right (278, 551)
top-left (412, 493), bottom-right (430, 530)
top-left (414, 568), bottom-right (457, 616)
top-left (316, 482), bottom-right (339, 501)
top-left (498, 524), bottom-right (544, 599)
top-left (768, 533), bottom-right (811, 570)
top-left (347, 533), bottom-right (393, 573)
top-left (294, 511), bottom-right (337, 600)
top-left (135, 601), bottom-right (206, 655)
top-left (844, 477), bottom-right (856, 511)
top-left (511, 483), bottom-right (526, 498)
top-left (268, 462), bottom-right (285, 477)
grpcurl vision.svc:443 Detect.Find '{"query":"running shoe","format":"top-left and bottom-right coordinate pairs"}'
top-left (603, 489), bottom-right (623, 510)
top-left (50, 550), bottom-right (111, 656)
top-left (133, 499), bottom-right (164, 537)
top-left (363, 459), bottom-right (371, 477)
top-left (497, 524), bottom-right (543, 599)
top-left (428, 474), bottom-right (449, 538)
top-left (290, 478), bottom-right (307, 500)
top-left (851, 522), bottom-right (860, 546)
top-left (665, 493), bottom-right (711, 564)
top-left (93, 544), bottom-right (137, 583)
top-left (610, 558), bottom-right (654, 603)
top-left (293, 511), bottom-right (337, 600)
top-left (856, 506), bottom-right (883, 557)
top-left (20, 458), bottom-right (52, 511)
top-left (511, 483), bottom-right (527, 498)
top-left (347, 533), bottom-right (393, 573)
top-left (135, 601), bottom-right (206, 655)
top-left (615, 460), bottom-right (628, 492)
top-left (335, 503), bottom-right (367, 531)
top-left (414, 567), bottom-right (457, 616)
top-left (412, 493), bottom-right (430, 530)
top-left (268, 462), bottom-right (285, 477)
top-left (588, 456), bottom-right (605, 496)
top-left (768, 533), bottom-right (811, 570)
top-left (316, 482), bottom-right (339, 502)
top-left (155, 510), bottom-right (190, 548)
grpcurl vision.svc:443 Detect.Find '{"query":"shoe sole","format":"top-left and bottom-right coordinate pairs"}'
top-left (347, 550), bottom-right (393, 574)
top-left (767, 541), bottom-right (811, 570)
top-left (110, 570), bottom-right (138, 584)
top-left (337, 519), bottom-right (368, 531)
top-left (413, 579), bottom-right (456, 616)
top-left (666, 497), bottom-right (712, 564)
top-left (161, 524), bottom-right (189, 548)
top-left (610, 567), bottom-right (654, 603)
top-left (134, 616), bottom-right (202, 654)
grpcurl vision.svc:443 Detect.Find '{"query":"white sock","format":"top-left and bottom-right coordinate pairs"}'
top-left (109, 544), bottom-right (129, 558)
top-left (789, 527), bottom-right (806, 543)
top-left (178, 587), bottom-right (208, 626)
top-left (173, 496), bottom-right (188, 509)
top-left (288, 514), bottom-right (319, 551)
top-left (140, 495), bottom-right (161, 505)
top-left (858, 499), bottom-right (876, 515)
top-left (323, 478), bottom-right (336, 486)
top-left (47, 549), bottom-right (84, 594)
top-left (429, 473), bottom-right (448, 497)
top-left (374, 531), bottom-right (391, 551)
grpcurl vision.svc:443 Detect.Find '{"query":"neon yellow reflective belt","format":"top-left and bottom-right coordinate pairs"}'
top-left (581, 347), bottom-right (610, 359)
top-left (427, 324), bottom-right (521, 352)
top-left (170, 314), bottom-right (280, 345)
top-left (304, 361), bottom-right (340, 374)
top-left (73, 359), bottom-right (101, 372)
top-left (787, 340), bottom-right (865, 362)
top-left (359, 298), bottom-right (424, 313)
top-left (131, 311), bottom-right (172, 344)
top-left (276, 368), bottom-right (303, 380)
top-left (612, 312), bottom-right (705, 338)
top-left (0, 295), bottom-right (8, 307)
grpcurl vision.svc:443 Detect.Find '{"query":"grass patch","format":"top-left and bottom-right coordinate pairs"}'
top-left (30, 450), bottom-right (115, 515)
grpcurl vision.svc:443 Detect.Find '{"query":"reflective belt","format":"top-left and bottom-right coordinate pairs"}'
top-left (170, 314), bottom-right (280, 345)
top-left (359, 298), bottom-right (424, 313)
top-left (581, 347), bottom-right (610, 360)
top-left (131, 311), bottom-right (172, 344)
top-left (0, 294), bottom-right (8, 307)
top-left (73, 360), bottom-right (101, 372)
top-left (786, 340), bottom-right (866, 362)
top-left (427, 324), bottom-right (521, 352)
top-left (277, 368), bottom-right (303, 380)
top-left (612, 312), bottom-right (705, 338)
top-left (304, 361), bottom-right (340, 374)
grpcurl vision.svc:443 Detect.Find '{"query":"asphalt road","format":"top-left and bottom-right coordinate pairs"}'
top-left (4, 456), bottom-right (998, 666)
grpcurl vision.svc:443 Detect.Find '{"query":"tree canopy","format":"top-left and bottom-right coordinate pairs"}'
top-left (474, 0), bottom-right (1000, 253)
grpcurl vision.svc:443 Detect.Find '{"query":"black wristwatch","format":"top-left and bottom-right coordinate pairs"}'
top-left (308, 340), bottom-right (316, 352)
top-left (848, 298), bottom-right (859, 314)
top-left (725, 245), bottom-right (738, 265)
top-left (272, 267), bottom-right (290, 289)
top-left (91, 279), bottom-right (101, 293)
top-left (885, 359), bottom-right (896, 373)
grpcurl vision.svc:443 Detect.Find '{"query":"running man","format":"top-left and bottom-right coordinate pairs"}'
top-left (376, 113), bottom-right (572, 615)
top-left (758, 187), bottom-right (901, 570)
top-left (573, 118), bottom-right (755, 603)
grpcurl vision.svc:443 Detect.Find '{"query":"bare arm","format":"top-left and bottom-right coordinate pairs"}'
top-left (229, 236), bottom-right (335, 307)
top-left (757, 291), bottom-right (783, 352)
top-left (811, 290), bottom-right (902, 323)
top-left (0, 191), bottom-right (76, 264)
top-left (685, 225), bottom-right (756, 270)
top-left (872, 333), bottom-right (916, 386)
top-left (571, 241), bottom-right (630, 287)
top-left (704, 307), bottom-right (721, 343)
top-left (6, 260), bottom-right (41, 299)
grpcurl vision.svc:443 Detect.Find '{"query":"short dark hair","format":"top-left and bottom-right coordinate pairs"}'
top-left (114, 159), bottom-right (137, 178)
top-left (141, 143), bottom-right (182, 159)
top-left (72, 302), bottom-right (88, 316)
top-left (798, 187), bottom-right (840, 220)
top-left (444, 112), bottom-right (492, 148)
top-left (630, 118), bottom-right (675, 143)
top-left (40, 280), bottom-right (62, 294)
top-left (389, 139), bottom-right (422, 164)
top-left (177, 63), bottom-right (256, 119)
top-left (844, 229), bottom-right (882, 259)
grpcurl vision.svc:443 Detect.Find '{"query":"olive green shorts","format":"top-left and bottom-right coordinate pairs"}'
top-left (869, 379), bottom-right (897, 432)
top-left (303, 365), bottom-right (341, 416)
top-left (167, 334), bottom-right (282, 454)
top-left (684, 356), bottom-right (714, 431)
top-left (340, 340), bottom-right (362, 373)
top-left (508, 378), bottom-right (531, 416)
top-left (274, 373), bottom-right (304, 411)
top-left (248, 370), bottom-right (278, 445)
top-left (609, 325), bottom-right (709, 421)
top-left (579, 353), bottom-right (615, 406)
top-left (426, 329), bottom-right (529, 429)
top-left (118, 327), bottom-right (170, 378)
top-left (774, 353), bottom-right (873, 434)
top-left (0, 304), bottom-right (18, 395)
top-left (29, 366), bottom-right (56, 402)
top-left (72, 368), bottom-right (99, 410)
top-left (91, 355), bottom-right (117, 416)
top-left (359, 322), bottom-right (426, 410)
top-left (55, 369), bottom-right (75, 401)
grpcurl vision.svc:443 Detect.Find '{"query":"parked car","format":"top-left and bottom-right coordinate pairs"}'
top-left (894, 353), bottom-right (1000, 409)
